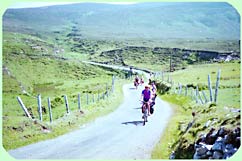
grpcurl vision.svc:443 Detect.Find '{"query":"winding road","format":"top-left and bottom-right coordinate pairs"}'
top-left (8, 63), bottom-right (173, 159)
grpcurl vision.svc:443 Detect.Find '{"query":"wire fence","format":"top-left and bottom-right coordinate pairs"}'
top-left (17, 75), bottom-right (118, 123)
top-left (153, 69), bottom-right (221, 105)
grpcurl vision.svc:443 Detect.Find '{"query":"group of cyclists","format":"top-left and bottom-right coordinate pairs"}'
top-left (130, 64), bottom-right (158, 120)
top-left (133, 74), bottom-right (157, 117)
top-left (141, 81), bottom-right (157, 116)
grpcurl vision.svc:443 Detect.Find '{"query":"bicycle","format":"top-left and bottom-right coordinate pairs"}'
top-left (134, 81), bottom-right (139, 89)
top-left (141, 101), bottom-right (149, 126)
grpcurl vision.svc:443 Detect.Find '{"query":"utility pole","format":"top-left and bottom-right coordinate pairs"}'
top-left (170, 51), bottom-right (172, 72)
top-left (170, 50), bottom-right (173, 72)
top-left (170, 48), bottom-right (177, 72)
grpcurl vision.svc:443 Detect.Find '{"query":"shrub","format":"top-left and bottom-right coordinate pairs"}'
top-left (156, 81), bottom-right (172, 94)
top-left (197, 83), bottom-right (207, 91)
top-left (51, 96), bottom-right (64, 108)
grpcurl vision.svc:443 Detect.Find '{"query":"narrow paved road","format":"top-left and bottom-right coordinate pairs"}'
top-left (8, 63), bottom-right (173, 159)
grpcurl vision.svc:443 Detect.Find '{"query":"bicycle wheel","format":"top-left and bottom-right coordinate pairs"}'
top-left (143, 108), bottom-right (148, 126)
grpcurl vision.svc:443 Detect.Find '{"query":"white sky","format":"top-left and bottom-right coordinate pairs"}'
top-left (8, 2), bottom-right (138, 9)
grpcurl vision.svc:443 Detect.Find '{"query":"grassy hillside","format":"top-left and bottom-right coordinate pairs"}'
top-left (168, 62), bottom-right (240, 108)
top-left (2, 32), bottom-right (129, 150)
top-left (3, 2), bottom-right (239, 74)
top-left (90, 43), bottom-right (240, 71)
top-left (152, 94), bottom-right (240, 159)
top-left (2, 2), bottom-right (240, 155)
top-left (3, 2), bottom-right (240, 40)
top-left (151, 62), bottom-right (240, 159)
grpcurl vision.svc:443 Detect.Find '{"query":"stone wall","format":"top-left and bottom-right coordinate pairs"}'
top-left (193, 127), bottom-right (240, 159)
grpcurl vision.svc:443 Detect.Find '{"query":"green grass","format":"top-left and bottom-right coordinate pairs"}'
top-left (3, 79), bottom-right (127, 150)
top-left (3, 58), bottom-right (129, 150)
top-left (151, 93), bottom-right (240, 159)
top-left (2, 28), bottom-right (240, 157)
top-left (168, 62), bottom-right (240, 87)
top-left (166, 62), bottom-right (241, 108)
top-left (90, 42), bottom-right (239, 72)
top-left (151, 94), bottom-right (193, 159)
top-left (2, 32), bottom-right (131, 150)
top-left (151, 61), bottom-right (240, 159)
top-left (216, 88), bottom-right (240, 108)
top-left (3, 59), bottom-right (128, 149)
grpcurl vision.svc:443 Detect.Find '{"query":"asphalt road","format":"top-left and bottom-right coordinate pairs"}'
top-left (8, 83), bottom-right (173, 159)
top-left (8, 63), bottom-right (173, 159)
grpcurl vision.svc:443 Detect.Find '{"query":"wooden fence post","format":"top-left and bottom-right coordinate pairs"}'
top-left (92, 94), bottom-right (95, 103)
top-left (171, 80), bottom-right (174, 88)
top-left (191, 89), bottom-right (194, 99)
top-left (112, 75), bottom-right (115, 92)
top-left (194, 89), bottom-right (197, 101)
top-left (17, 96), bottom-right (32, 119)
top-left (208, 74), bottom-right (213, 102)
top-left (37, 94), bottom-right (42, 121)
top-left (214, 69), bottom-right (221, 103)
top-left (185, 86), bottom-right (188, 96)
top-left (106, 83), bottom-right (109, 97)
top-left (47, 97), bottom-right (53, 123)
top-left (202, 91), bottom-right (208, 103)
top-left (198, 92), bottom-right (204, 104)
top-left (78, 93), bottom-right (81, 110)
top-left (179, 83), bottom-right (182, 95)
top-left (170, 77), bottom-right (172, 84)
top-left (167, 74), bottom-right (170, 83)
top-left (98, 92), bottom-right (100, 101)
top-left (196, 86), bottom-right (199, 103)
top-left (64, 95), bottom-right (70, 113)
top-left (176, 83), bottom-right (179, 94)
top-left (102, 93), bottom-right (105, 99)
top-left (191, 89), bottom-right (194, 100)
top-left (86, 93), bottom-right (89, 105)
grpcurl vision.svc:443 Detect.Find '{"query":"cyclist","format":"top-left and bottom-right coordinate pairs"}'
top-left (140, 76), bottom-right (144, 86)
top-left (148, 72), bottom-right (153, 84)
top-left (151, 81), bottom-right (157, 99)
top-left (134, 75), bottom-right (139, 89)
top-left (140, 84), bottom-right (151, 116)
top-left (129, 66), bottom-right (134, 78)
top-left (150, 82), bottom-right (157, 114)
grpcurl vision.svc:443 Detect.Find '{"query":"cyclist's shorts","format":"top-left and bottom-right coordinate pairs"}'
top-left (143, 98), bottom-right (149, 102)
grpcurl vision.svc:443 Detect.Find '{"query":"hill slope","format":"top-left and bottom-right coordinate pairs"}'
top-left (3, 2), bottom-right (240, 40)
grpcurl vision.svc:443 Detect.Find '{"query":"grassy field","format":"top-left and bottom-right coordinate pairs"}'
top-left (89, 40), bottom-right (239, 72)
top-left (151, 95), bottom-right (194, 159)
top-left (3, 56), bottom-right (129, 150)
top-left (151, 62), bottom-right (240, 159)
top-left (2, 79), bottom-right (128, 150)
top-left (152, 93), bottom-right (240, 159)
top-left (2, 32), bottom-right (130, 150)
top-left (2, 32), bottom-right (240, 152)
top-left (167, 62), bottom-right (240, 108)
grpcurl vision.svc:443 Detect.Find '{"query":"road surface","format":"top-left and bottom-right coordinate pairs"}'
top-left (8, 63), bottom-right (173, 159)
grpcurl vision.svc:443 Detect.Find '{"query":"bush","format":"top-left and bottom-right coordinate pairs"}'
top-left (51, 96), bottom-right (64, 108)
top-left (186, 84), bottom-right (196, 89)
top-left (197, 83), bottom-right (207, 91)
top-left (156, 81), bottom-right (172, 94)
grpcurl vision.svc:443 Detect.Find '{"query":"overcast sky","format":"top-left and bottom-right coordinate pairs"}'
top-left (8, 2), bottom-right (137, 9)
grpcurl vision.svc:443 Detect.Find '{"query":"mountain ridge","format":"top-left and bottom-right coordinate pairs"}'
top-left (3, 2), bottom-right (240, 40)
